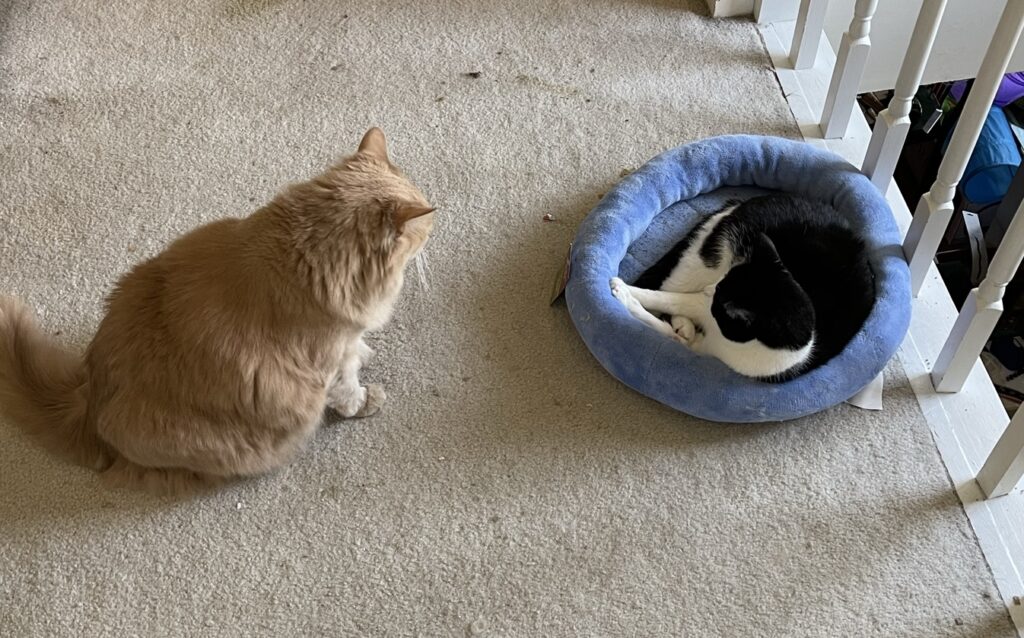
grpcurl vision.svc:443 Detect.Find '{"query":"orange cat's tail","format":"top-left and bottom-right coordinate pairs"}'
top-left (0, 296), bottom-right (111, 470)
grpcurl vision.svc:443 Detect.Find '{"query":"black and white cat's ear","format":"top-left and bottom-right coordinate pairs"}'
top-left (755, 233), bottom-right (783, 265)
top-left (722, 301), bottom-right (756, 326)
top-left (358, 127), bottom-right (390, 161)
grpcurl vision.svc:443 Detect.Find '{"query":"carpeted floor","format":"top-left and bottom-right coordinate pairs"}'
top-left (0, 0), bottom-right (1016, 636)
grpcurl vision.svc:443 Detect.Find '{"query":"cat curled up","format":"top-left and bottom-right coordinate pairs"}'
top-left (0, 128), bottom-right (435, 494)
top-left (611, 193), bottom-right (875, 380)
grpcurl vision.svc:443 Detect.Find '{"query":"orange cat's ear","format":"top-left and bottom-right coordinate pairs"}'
top-left (358, 127), bottom-right (389, 161)
top-left (393, 204), bottom-right (435, 232)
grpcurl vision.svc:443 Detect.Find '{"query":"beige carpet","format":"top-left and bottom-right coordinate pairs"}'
top-left (0, 0), bottom-right (1016, 635)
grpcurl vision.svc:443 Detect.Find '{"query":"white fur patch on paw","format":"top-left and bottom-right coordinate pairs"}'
top-left (610, 277), bottom-right (639, 311)
top-left (328, 386), bottom-right (368, 418)
top-left (671, 315), bottom-right (696, 343)
top-left (354, 383), bottom-right (386, 418)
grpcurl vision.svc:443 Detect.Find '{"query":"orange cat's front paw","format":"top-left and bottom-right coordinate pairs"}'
top-left (354, 383), bottom-right (386, 418)
top-left (328, 383), bottom-right (386, 418)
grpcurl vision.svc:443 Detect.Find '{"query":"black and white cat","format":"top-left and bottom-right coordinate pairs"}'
top-left (610, 193), bottom-right (875, 381)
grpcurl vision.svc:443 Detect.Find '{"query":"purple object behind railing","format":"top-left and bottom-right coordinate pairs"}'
top-left (951, 72), bottom-right (1024, 107)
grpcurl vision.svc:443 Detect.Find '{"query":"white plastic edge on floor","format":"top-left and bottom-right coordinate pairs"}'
top-left (759, 20), bottom-right (1024, 636)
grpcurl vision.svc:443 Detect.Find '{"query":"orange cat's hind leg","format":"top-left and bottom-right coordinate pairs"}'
top-left (100, 455), bottom-right (225, 497)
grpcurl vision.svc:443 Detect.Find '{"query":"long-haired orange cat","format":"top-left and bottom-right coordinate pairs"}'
top-left (0, 128), bottom-right (435, 494)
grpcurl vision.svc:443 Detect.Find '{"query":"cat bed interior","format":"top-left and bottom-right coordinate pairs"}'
top-left (565, 135), bottom-right (912, 422)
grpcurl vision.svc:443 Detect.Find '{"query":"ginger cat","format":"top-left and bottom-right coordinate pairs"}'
top-left (0, 128), bottom-right (435, 494)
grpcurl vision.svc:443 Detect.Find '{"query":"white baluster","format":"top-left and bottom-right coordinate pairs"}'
top-left (903, 0), bottom-right (1024, 297)
top-left (820, 0), bottom-right (878, 139)
top-left (790, 0), bottom-right (830, 70)
top-left (931, 197), bottom-right (1024, 393)
top-left (977, 408), bottom-right (1024, 498)
top-left (862, 0), bottom-right (948, 192)
top-left (754, 0), bottom-right (767, 23)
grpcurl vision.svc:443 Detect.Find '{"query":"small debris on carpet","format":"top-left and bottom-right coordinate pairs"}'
top-left (543, 213), bottom-right (554, 222)
top-left (619, 167), bottom-right (634, 177)
top-left (954, 618), bottom-right (963, 626)
top-left (330, 63), bottom-right (343, 71)
top-left (435, 96), bottom-right (445, 102)
top-left (319, 485), bottom-right (343, 499)
top-left (468, 619), bottom-right (488, 636)
top-left (462, 71), bottom-right (482, 79)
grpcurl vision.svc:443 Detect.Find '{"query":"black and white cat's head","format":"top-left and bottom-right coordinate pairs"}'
top-left (710, 233), bottom-right (815, 351)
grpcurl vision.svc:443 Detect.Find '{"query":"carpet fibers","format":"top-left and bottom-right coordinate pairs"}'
top-left (0, 0), bottom-right (1015, 636)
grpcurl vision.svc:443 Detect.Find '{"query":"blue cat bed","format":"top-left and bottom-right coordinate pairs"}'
top-left (565, 135), bottom-right (912, 422)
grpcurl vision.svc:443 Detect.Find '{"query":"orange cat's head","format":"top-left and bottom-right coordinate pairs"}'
top-left (271, 128), bottom-right (436, 318)
top-left (326, 127), bottom-right (435, 267)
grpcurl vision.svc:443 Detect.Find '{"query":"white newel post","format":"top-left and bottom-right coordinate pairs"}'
top-left (931, 197), bottom-right (1024, 393)
top-left (902, 0), bottom-right (1024, 298)
top-left (790, 0), bottom-right (830, 70)
top-left (977, 407), bottom-right (1024, 498)
top-left (819, 0), bottom-right (877, 139)
top-left (861, 0), bottom-right (948, 192)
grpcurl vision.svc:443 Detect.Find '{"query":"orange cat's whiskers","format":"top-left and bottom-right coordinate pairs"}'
top-left (414, 250), bottom-right (431, 292)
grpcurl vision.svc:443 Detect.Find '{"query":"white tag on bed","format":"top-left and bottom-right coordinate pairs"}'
top-left (846, 372), bottom-right (884, 410)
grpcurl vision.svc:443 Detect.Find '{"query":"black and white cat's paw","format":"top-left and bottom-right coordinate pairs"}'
top-left (609, 277), bottom-right (628, 301)
top-left (670, 315), bottom-right (699, 346)
top-left (671, 315), bottom-right (704, 350)
top-left (610, 277), bottom-right (641, 313)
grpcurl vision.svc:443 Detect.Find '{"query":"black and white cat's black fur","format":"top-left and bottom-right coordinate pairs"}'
top-left (610, 193), bottom-right (875, 381)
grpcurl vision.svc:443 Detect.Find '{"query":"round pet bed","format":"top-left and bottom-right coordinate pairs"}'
top-left (565, 135), bottom-right (912, 422)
